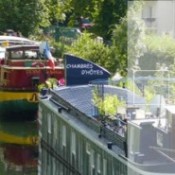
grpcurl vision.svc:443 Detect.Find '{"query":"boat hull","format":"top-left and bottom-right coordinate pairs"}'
top-left (0, 91), bottom-right (38, 121)
top-left (0, 44), bottom-right (64, 121)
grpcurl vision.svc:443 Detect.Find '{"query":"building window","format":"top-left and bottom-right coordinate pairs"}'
top-left (86, 142), bottom-right (91, 154)
top-left (148, 6), bottom-right (153, 18)
top-left (157, 132), bottom-right (163, 147)
top-left (71, 131), bottom-right (76, 154)
top-left (90, 149), bottom-right (95, 174)
top-left (62, 125), bottom-right (66, 146)
top-left (53, 116), bottom-right (58, 139)
top-left (53, 116), bottom-right (58, 148)
top-left (97, 154), bottom-right (101, 173)
top-left (142, 6), bottom-right (153, 18)
top-left (53, 159), bottom-right (56, 175)
top-left (48, 114), bottom-right (52, 134)
top-left (103, 159), bottom-right (107, 175)
top-left (38, 106), bottom-right (42, 125)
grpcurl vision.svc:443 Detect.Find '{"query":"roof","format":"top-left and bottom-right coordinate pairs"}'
top-left (52, 85), bottom-right (145, 117)
top-left (6, 45), bottom-right (39, 51)
top-left (165, 105), bottom-right (175, 114)
top-left (0, 35), bottom-right (37, 42)
top-left (0, 35), bottom-right (40, 46)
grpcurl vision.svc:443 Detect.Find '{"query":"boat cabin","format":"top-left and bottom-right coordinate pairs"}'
top-left (4, 45), bottom-right (42, 67)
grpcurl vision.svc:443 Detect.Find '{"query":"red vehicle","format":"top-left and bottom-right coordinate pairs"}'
top-left (79, 17), bottom-right (94, 31)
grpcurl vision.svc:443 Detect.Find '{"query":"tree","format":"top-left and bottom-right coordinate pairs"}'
top-left (111, 17), bottom-right (128, 75)
top-left (141, 34), bottom-right (175, 103)
top-left (111, 1), bottom-right (146, 75)
top-left (60, 0), bottom-right (127, 41)
top-left (92, 88), bottom-right (125, 120)
top-left (92, 0), bottom-right (127, 41)
top-left (127, 2), bottom-right (146, 68)
top-left (140, 34), bottom-right (175, 70)
top-left (64, 0), bottom-right (103, 24)
top-left (45, 0), bottom-right (72, 25)
top-left (66, 32), bottom-right (116, 73)
top-left (0, 0), bottom-right (49, 36)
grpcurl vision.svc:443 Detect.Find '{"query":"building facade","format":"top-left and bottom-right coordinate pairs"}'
top-left (142, 0), bottom-right (175, 37)
top-left (38, 85), bottom-right (175, 175)
top-left (38, 103), bottom-right (128, 175)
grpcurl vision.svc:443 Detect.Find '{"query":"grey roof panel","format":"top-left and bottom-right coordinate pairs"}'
top-left (53, 85), bottom-right (145, 117)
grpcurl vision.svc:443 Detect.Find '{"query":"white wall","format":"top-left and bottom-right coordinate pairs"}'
top-left (142, 0), bottom-right (175, 37)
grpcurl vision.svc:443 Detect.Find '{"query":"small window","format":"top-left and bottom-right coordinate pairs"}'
top-left (97, 154), bottom-right (101, 173)
top-left (71, 131), bottom-right (76, 154)
top-left (53, 160), bottom-right (56, 175)
top-left (53, 117), bottom-right (58, 139)
top-left (103, 159), bottom-right (107, 175)
top-left (24, 50), bottom-right (37, 59)
top-left (3, 72), bottom-right (7, 79)
top-left (86, 142), bottom-right (91, 154)
top-left (11, 50), bottom-right (23, 59)
top-left (148, 6), bottom-right (153, 18)
top-left (91, 149), bottom-right (95, 170)
top-left (157, 132), bottom-right (163, 147)
top-left (62, 125), bottom-right (66, 146)
top-left (48, 114), bottom-right (52, 134)
top-left (38, 106), bottom-right (42, 125)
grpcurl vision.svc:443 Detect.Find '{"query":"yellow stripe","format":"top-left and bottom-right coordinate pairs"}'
top-left (0, 91), bottom-right (38, 102)
top-left (0, 131), bottom-right (38, 145)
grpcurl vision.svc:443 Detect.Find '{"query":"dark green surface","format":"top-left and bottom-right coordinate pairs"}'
top-left (0, 121), bottom-right (38, 137)
top-left (0, 100), bottom-right (38, 121)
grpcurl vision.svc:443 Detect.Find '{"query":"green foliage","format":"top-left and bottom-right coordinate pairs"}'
top-left (62, 0), bottom-right (127, 40)
top-left (69, 0), bottom-right (97, 16)
top-left (103, 95), bottom-right (125, 118)
top-left (92, 0), bottom-right (127, 40)
top-left (111, 17), bottom-right (127, 73)
top-left (140, 34), bottom-right (175, 70)
top-left (66, 32), bottom-right (115, 73)
top-left (67, 0), bottom-right (103, 23)
top-left (52, 41), bottom-right (68, 58)
top-left (144, 86), bottom-right (155, 103)
top-left (38, 83), bottom-right (47, 92)
top-left (145, 36), bottom-right (175, 103)
top-left (127, 1), bottom-right (146, 67)
top-left (125, 79), bottom-right (142, 96)
top-left (111, 1), bottom-right (146, 74)
top-left (38, 78), bottom-right (57, 91)
top-left (0, 0), bottom-right (49, 36)
top-left (145, 34), bottom-right (175, 56)
top-left (92, 89), bottom-right (125, 119)
top-left (0, 0), bottom-right (127, 42)
top-left (45, 0), bottom-right (71, 25)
